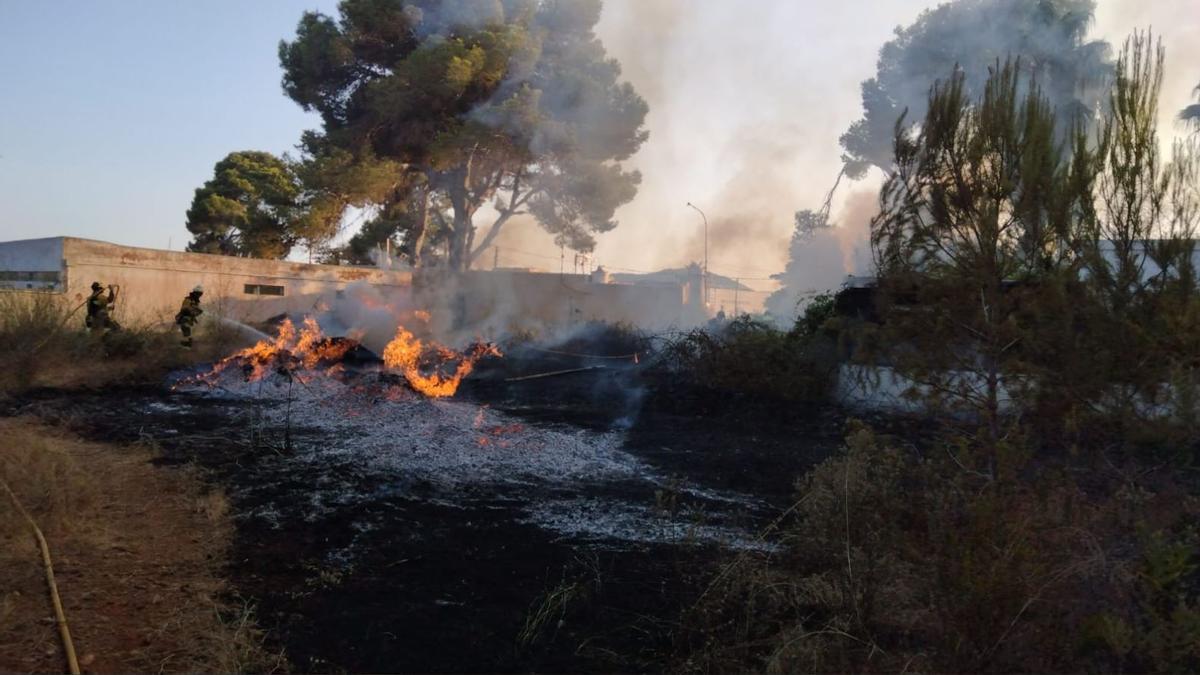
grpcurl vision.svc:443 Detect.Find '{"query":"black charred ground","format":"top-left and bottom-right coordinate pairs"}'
top-left (3, 322), bottom-right (842, 673)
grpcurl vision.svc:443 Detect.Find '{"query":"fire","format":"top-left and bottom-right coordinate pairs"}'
top-left (203, 317), bottom-right (355, 383)
top-left (381, 326), bottom-right (500, 398)
top-left (293, 317), bottom-right (357, 370)
top-left (196, 312), bottom-right (496, 399)
top-left (475, 422), bottom-right (524, 449)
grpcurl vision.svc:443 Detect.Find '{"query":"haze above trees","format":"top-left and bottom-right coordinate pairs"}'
top-left (773, 0), bottom-right (1120, 321)
top-left (187, 0), bottom-right (648, 267)
top-left (839, 0), bottom-right (1113, 179)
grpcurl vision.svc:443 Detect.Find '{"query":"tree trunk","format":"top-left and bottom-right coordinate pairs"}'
top-left (442, 162), bottom-right (485, 272)
top-left (409, 183), bottom-right (430, 267)
top-left (985, 362), bottom-right (1000, 478)
top-left (469, 171), bottom-right (526, 265)
top-left (447, 187), bottom-right (475, 272)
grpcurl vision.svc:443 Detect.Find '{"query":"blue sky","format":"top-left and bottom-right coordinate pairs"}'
top-left (1, 1), bottom-right (1195, 282)
top-left (0, 1), bottom-right (333, 249)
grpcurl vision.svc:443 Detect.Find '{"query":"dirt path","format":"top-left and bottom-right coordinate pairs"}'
top-left (0, 418), bottom-right (284, 673)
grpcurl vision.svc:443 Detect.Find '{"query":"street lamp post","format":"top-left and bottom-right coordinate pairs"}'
top-left (686, 201), bottom-right (708, 306)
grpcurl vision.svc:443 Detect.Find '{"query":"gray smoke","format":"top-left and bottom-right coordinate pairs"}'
top-left (583, 0), bottom-right (1196, 306)
top-left (765, 189), bottom-right (876, 322)
top-left (352, 0), bottom-right (1199, 324)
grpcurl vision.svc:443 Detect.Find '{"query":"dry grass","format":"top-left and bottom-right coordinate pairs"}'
top-left (0, 290), bottom-right (246, 396)
top-left (0, 418), bottom-right (286, 673)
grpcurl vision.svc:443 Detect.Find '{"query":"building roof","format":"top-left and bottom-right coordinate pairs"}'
top-left (611, 267), bottom-right (753, 291)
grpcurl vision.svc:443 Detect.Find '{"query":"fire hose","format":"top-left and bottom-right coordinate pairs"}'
top-left (526, 346), bottom-right (640, 363)
top-left (505, 365), bottom-right (608, 382)
top-left (31, 284), bottom-right (121, 354)
top-left (0, 477), bottom-right (80, 674)
top-left (29, 300), bottom-right (87, 354)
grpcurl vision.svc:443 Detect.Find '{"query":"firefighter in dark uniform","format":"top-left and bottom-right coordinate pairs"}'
top-left (85, 281), bottom-right (119, 335)
top-left (176, 285), bottom-right (204, 347)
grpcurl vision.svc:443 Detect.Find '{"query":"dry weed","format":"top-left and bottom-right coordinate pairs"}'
top-left (0, 290), bottom-right (216, 396)
top-left (0, 425), bottom-right (97, 541)
top-left (0, 418), bottom-right (287, 673)
top-left (195, 491), bottom-right (231, 524)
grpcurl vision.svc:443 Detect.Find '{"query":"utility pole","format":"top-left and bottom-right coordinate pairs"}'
top-left (686, 202), bottom-right (709, 306)
top-left (493, 246), bottom-right (499, 270)
top-left (734, 277), bottom-right (740, 315)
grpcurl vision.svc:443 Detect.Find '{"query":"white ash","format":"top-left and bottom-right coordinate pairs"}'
top-left (176, 369), bottom-right (772, 550)
top-left (183, 370), bottom-right (645, 487)
top-left (524, 498), bottom-right (779, 552)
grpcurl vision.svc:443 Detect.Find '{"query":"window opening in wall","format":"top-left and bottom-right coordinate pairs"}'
top-left (0, 270), bottom-right (61, 290)
top-left (244, 283), bottom-right (285, 296)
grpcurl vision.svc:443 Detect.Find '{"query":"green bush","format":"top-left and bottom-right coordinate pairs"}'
top-left (678, 424), bottom-right (1200, 673)
top-left (657, 314), bottom-right (837, 403)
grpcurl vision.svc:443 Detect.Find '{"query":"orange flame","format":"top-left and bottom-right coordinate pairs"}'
top-left (204, 317), bottom-right (356, 383)
top-left (197, 313), bottom-right (495, 399)
top-left (381, 327), bottom-right (500, 398)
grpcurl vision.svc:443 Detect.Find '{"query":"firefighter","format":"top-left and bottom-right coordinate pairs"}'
top-left (85, 281), bottom-right (119, 335)
top-left (175, 285), bottom-right (204, 348)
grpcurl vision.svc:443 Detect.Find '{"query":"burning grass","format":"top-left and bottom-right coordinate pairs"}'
top-left (381, 326), bottom-right (501, 397)
top-left (202, 316), bottom-right (358, 383)
top-left (197, 314), bottom-right (500, 399)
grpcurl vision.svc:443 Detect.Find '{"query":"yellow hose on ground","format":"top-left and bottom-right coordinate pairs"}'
top-left (1, 477), bottom-right (81, 675)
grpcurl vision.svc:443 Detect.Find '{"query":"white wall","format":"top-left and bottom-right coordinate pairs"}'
top-left (0, 237), bottom-right (65, 290)
top-left (835, 364), bottom-right (1015, 416)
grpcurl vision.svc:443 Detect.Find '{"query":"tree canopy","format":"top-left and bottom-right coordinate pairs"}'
top-left (866, 34), bottom-right (1200, 468)
top-left (840, 0), bottom-right (1113, 179)
top-left (278, 0), bottom-right (648, 271)
top-left (1181, 81), bottom-right (1200, 132)
top-left (185, 151), bottom-right (302, 259)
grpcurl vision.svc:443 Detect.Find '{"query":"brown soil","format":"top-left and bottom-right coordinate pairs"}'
top-left (0, 418), bottom-right (284, 674)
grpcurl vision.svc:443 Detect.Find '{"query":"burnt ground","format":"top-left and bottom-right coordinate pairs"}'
top-left (4, 346), bottom-right (844, 673)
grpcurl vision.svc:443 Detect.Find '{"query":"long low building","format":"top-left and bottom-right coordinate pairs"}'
top-left (0, 237), bottom-right (704, 334)
top-left (0, 237), bottom-right (413, 326)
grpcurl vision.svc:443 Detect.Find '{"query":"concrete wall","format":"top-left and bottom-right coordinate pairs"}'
top-left (834, 364), bottom-right (1015, 416)
top-left (456, 269), bottom-right (696, 337)
top-left (0, 237), bottom-right (697, 337)
top-left (0, 237), bottom-right (414, 326)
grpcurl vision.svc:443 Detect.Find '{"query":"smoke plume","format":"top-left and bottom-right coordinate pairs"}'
top-left (583, 0), bottom-right (1198, 295)
top-left (386, 1), bottom-right (1200, 310)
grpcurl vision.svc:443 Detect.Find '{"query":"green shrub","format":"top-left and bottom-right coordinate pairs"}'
top-left (677, 424), bottom-right (1200, 673)
top-left (657, 316), bottom-right (836, 403)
